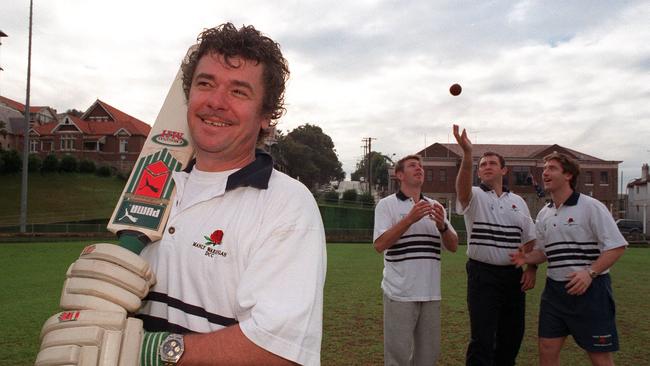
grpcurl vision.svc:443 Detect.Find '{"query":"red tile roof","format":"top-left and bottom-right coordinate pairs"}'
top-left (0, 95), bottom-right (53, 114)
top-left (29, 99), bottom-right (151, 138)
top-left (418, 143), bottom-right (604, 162)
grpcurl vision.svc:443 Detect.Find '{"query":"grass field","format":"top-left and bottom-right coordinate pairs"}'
top-left (0, 174), bottom-right (125, 225)
top-left (1, 242), bottom-right (648, 365)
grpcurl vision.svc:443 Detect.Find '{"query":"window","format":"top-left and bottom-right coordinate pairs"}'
top-left (585, 171), bottom-right (593, 185)
top-left (512, 166), bottom-right (531, 186)
top-left (30, 139), bottom-right (39, 152)
top-left (426, 169), bottom-right (433, 182)
top-left (600, 171), bottom-right (609, 184)
top-left (119, 138), bottom-right (128, 153)
top-left (439, 169), bottom-right (447, 182)
top-left (83, 141), bottom-right (98, 151)
top-left (60, 135), bottom-right (75, 150)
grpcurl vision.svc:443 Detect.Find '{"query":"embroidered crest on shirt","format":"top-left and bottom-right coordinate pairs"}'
top-left (564, 217), bottom-right (577, 226)
top-left (511, 204), bottom-right (519, 212)
top-left (192, 229), bottom-right (228, 259)
top-left (204, 229), bottom-right (224, 246)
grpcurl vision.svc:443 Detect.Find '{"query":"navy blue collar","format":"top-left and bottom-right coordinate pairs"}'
top-left (547, 190), bottom-right (580, 208)
top-left (183, 149), bottom-right (273, 191)
top-left (479, 183), bottom-right (510, 193)
top-left (396, 190), bottom-right (424, 201)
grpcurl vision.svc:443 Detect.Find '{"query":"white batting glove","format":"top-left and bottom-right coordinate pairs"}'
top-left (35, 310), bottom-right (143, 366)
top-left (60, 244), bottom-right (156, 313)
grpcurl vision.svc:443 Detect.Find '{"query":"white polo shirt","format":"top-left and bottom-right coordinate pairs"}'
top-left (535, 191), bottom-right (627, 281)
top-left (456, 184), bottom-right (535, 265)
top-left (374, 191), bottom-right (456, 301)
top-left (138, 151), bottom-right (326, 366)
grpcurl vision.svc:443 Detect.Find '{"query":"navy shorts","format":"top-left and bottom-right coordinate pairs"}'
top-left (538, 274), bottom-right (619, 353)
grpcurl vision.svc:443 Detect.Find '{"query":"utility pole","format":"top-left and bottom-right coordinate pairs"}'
top-left (361, 137), bottom-right (376, 195)
top-left (20, 0), bottom-right (34, 233)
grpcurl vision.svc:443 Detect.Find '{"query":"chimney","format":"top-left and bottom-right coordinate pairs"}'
top-left (643, 163), bottom-right (649, 180)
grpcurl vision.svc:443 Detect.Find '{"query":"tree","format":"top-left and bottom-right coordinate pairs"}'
top-left (351, 151), bottom-right (391, 191)
top-left (271, 124), bottom-right (345, 190)
top-left (65, 109), bottom-right (84, 117)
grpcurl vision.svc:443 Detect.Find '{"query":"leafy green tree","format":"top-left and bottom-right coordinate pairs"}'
top-left (351, 151), bottom-right (391, 190)
top-left (270, 124), bottom-right (345, 190)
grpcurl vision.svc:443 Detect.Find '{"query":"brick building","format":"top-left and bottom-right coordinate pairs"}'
top-left (388, 143), bottom-right (621, 218)
top-left (1, 96), bottom-right (151, 172)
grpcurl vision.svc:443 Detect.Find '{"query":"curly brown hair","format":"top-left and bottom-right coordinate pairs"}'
top-left (181, 23), bottom-right (289, 124)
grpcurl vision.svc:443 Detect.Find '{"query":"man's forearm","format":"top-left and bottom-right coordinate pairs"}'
top-left (524, 249), bottom-right (547, 265)
top-left (180, 324), bottom-right (295, 366)
top-left (590, 246), bottom-right (626, 274)
top-left (373, 217), bottom-right (413, 252)
top-left (455, 155), bottom-right (473, 208)
top-left (441, 228), bottom-right (459, 253)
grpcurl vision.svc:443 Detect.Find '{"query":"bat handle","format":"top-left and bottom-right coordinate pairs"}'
top-left (117, 230), bottom-right (151, 254)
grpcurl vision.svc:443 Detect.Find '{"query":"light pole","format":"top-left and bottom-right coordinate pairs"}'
top-left (20, 0), bottom-right (34, 233)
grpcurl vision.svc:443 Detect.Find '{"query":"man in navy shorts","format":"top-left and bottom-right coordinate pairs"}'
top-left (511, 152), bottom-right (627, 366)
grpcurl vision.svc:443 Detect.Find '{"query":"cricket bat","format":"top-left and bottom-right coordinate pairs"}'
top-left (107, 50), bottom-right (194, 253)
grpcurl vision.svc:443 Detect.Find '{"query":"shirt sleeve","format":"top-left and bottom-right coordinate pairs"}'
top-left (518, 196), bottom-right (536, 244)
top-left (455, 186), bottom-right (479, 215)
top-left (373, 198), bottom-right (394, 242)
top-left (588, 198), bottom-right (628, 251)
top-left (236, 185), bottom-right (326, 366)
top-left (534, 209), bottom-right (547, 251)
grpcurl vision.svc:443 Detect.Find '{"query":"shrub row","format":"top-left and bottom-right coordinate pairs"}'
top-left (0, 150), bottom-right (115, 177)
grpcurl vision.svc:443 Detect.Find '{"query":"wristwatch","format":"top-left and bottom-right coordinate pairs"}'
top-left (439, 223), bottom-right (449, 234)
top-left (587, 267), bottom-right (599, 279)
top-left (159, 333), bottom-right (184, 365)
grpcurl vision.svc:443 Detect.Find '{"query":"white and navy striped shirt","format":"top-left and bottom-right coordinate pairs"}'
top-left (535, 191), bottom-right (627, 281)
top-left (374, 191), bottom-right (456, 301)
top-left (457, 185), bottom-right (535, 265)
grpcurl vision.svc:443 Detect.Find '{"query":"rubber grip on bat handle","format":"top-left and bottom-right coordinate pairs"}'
top-left (116, 230), bottom-right (151, 254)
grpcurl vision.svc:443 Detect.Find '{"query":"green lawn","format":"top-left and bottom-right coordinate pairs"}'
top-left (1, 242), bottom-right (648, 365)
top-left (0, 174), bottom-right (125, 225)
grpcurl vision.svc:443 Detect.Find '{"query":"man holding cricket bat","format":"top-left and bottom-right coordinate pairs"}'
top-left (35, 23), bottom-right (326, 366)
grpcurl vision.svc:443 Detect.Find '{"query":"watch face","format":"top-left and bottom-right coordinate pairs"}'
top-left (160, 335), bottom-right (184, 363)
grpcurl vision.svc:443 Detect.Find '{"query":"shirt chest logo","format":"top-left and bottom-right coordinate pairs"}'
top-left (564, 217), bottom-right (578, 227)
top-left (192, 228), bottom-right (229, 259)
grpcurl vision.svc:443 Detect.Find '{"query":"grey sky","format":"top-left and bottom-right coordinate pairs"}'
top-left (1, 0), bottom-right (649, 189)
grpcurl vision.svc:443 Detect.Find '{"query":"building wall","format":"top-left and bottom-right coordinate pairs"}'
top-left (417, 158), bottom-right (620, 218)
top-left (627, 183), bottom-right (649, 233)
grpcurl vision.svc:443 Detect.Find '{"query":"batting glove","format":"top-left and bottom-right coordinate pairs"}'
top-left (60, 243), bottom-right (156, 313)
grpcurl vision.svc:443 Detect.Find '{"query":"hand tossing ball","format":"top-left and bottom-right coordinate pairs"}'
top-left (450, 83), bottom-right (462, 96)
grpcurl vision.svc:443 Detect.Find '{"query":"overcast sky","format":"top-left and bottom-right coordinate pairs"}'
top-left (1, 0), bottom-right (649, 190)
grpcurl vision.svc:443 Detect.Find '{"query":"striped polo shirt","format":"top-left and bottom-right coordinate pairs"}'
top-left (457, 184), bottom-right (535, 265)
top-left (535, 191), bottom-right (627, 281)
top-left (374, 191), bottom-right (456, 301)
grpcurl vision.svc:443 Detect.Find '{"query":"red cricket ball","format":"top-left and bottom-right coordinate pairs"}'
top-left (450, 83), bottom-right (462, 96)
